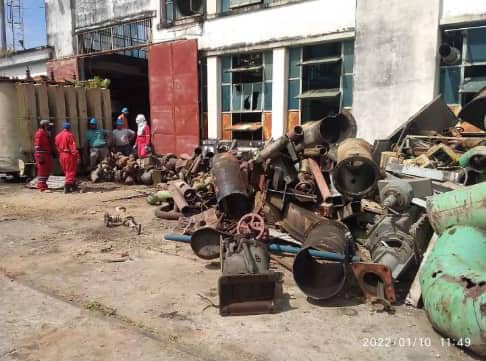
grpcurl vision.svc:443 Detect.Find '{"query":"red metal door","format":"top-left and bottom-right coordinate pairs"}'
top-left (149, 39), bottom-right (200, 155)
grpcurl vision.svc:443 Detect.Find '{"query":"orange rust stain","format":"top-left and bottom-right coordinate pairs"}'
top-left (263, 112), bottom-right (272, 141)
top-left (287, 111), bottom-right (300, 133)
top-left (222, 113), bottom-right (232, 140)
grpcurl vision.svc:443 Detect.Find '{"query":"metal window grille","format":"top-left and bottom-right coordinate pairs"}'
top-left (77, 18), bottom-right (152, 58)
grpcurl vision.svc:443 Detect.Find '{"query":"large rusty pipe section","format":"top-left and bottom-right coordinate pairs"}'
top-left (168, 183), bottom-right (191, 217)
top-left (332, 138), bottom-right (380, 198)
top-left (281, 203), bottom-right (350, 300)
top-left (302, 111), bottom-right (357, 148)
top-left (212, 152), bottom-right (251, 219)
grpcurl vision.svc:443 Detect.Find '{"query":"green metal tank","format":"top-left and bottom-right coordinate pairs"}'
top-left (426, 182), bottom-right (486, 234)
top-left (420, 225), bottom-right (485, 356)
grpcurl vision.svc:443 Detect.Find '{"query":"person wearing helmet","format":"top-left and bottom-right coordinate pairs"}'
top-left (134, 114), bottom-right (151, 158)
top-left (117, 107), bottom-right (129, 129)
top-left (55, 122), bottom-right (79, 193)
top-left (112, 118), bottom-right (135, 155)
top-left (33, 119), bottom-right (54, 191)
top-left (86, 117), bottom-right (110, 171)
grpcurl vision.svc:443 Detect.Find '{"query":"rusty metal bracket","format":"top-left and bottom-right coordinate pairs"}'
top-left (351, 262), bottom-right (396, 304)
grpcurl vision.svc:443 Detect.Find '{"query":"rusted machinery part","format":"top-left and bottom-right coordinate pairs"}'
top-left (333, 138), bottom-right (380, 198)
top-left (302, 111), bottom-right (357, 148)
top-left (288, 125), bottom-right (304, 143)
top-left (190, 227), bottom-right (222, 260)
top-left (292, 217), bottom-right (351, 300)
top-left (307, 157), bottom-right (332, 201)
top-left (168, 183), bottom-right (192, 217)
top-left (351, 262), bottom-right (397, 304)
top-left (104, 213), bottom-right (124, 227)
top-left (212, 152), bottom-right (251, 219)
top-left (254, 136), bottom-right (289, 164)
top-left (154, 207), bottom-right (182, 220)
top-left (173, 180), bottom-right (197, 202)
top-left (236, 213), bottom-right (266, 240)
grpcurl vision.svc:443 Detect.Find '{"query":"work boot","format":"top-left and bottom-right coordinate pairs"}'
top-left (64, 184), bottom-right (72, 194)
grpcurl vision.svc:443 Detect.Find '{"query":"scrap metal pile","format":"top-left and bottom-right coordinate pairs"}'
top-left (146, 95), bottom-right (484, 355)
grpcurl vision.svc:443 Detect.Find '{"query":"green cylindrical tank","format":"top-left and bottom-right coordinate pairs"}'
top-left (420, 225), bottom-right (486, 356)
top-left (426, 182), bottom-right (486, 234)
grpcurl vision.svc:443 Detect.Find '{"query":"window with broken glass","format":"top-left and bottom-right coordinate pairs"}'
top-left (221, 52), bottom-right (273, 140)
top-left (288, 40), bottom-right (354, 123)
top-left (440, 26), bottom-right (486, 107)
top-left (163, 0), bottom-right (204, 26)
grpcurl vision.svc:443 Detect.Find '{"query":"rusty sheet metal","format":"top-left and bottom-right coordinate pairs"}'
top-left (287, 110), bottom-right (300, 133)
top-left (149, 40), bottom-right (200, 155)
top-left (222, 113), bottom-right (232, 140)
top-left (263, 112), bottom-right (272, 141)
top-left (458, 89), bottom-right (486, 129)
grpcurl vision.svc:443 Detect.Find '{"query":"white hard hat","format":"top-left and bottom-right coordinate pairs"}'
top-left (136, 114), bottom-right (146, 123)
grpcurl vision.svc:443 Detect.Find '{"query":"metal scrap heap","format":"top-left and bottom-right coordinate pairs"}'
top-left (149, 95), bottom-right (485, 356)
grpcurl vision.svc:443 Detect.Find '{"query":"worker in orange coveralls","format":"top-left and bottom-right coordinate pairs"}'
top-left (55, 122), bottom-right (79, 193)
top-left (33, 119), bottom-right (54, 191)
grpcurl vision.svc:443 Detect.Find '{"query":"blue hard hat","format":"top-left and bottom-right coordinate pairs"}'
top-left (89, 117), bottom-right (97, 125)
top-left (121, 107), bottom-right (129, 113)
top-left (63, 122), bottom-right (71, 129)
top-left (115, 119), bottom-right (124, 126)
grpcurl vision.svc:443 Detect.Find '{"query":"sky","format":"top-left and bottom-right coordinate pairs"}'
top-left (6, 0), bottom-right (46, 50)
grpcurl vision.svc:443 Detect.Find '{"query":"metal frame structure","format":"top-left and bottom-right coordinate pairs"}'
top-left (76, 18), bottom-right (152, 58)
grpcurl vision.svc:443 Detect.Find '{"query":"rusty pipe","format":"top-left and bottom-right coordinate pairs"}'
top-left (281, 203), bottom-right (350, 300)
top-left (302, 111), bottom-right (357, 148)
top-left (254, 136), bottom-right (289, 164)
top-left (168, 183), bottom-right (192, 217)
top-left (332, 138), bottom-right (380, 198)
top-left (288, 125), bottom-right (304, 143)
top-left (212, 152), bottom-right (251, 219)
top-left (173, 180), bottom-right (197, 202)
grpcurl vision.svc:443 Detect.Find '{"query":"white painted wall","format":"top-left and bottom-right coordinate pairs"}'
top-left (46, 0), bottom-right (74, 58)
top-left (198, 0), bottom-right (356, 52)
top-left (441, 0), bottom-right (486, 22)
top-left (271, 48), bottom-right (288, 138)
top-left (353, 0), bottom-right (441, 142)
top-left (207, 56), bottom-right (221, 138)
top-left (0, 61), bottom-right (47, 78)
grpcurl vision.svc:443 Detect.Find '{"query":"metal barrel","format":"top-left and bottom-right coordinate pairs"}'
top-left (212, 152), bottom-right (251, 219)
top-left (281, 202), bottom-right (350, 300)
top-left (302, 111), bottom-right (357, 148)
top-left (332, 138), bottom-right (380, 198)
top-left (190, 227), bottom-right (222, 260)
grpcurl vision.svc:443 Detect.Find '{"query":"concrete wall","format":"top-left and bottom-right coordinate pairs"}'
top-left (352, 0), bottom-right (441, 142)
top-left (46, 0), bottom-right (74, 58)
top-left (441, 0), bottom-right (486, 23)
top-left (0, 48), bottom-right (50, 78)
top-left (75, 0), bottom-right (154, 29)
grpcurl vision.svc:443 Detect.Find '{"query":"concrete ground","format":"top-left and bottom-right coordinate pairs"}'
top-left (0, 182), bottom-right (478, 361)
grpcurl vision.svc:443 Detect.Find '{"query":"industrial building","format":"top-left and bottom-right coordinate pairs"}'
top-left (45, 0), bottom-right (486, 154)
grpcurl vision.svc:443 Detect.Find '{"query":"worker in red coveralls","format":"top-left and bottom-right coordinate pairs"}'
top-left (134, 114), bottom-right (151, 158)
top-left (33, 119), bottom-right (54, 191)
top-left (55, 122), bottom-right (79, 193)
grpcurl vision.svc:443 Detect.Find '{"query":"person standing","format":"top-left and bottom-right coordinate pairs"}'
top-left (55, 122), bottom-right (79, 193)
top-left (117, 107), bottom-right (129, 129)
top-left (134, 114), bottom-right (151, 158)
top-left (112, 119), bottom-right (135, 155)
top-left (86, 117), bottom-right (109, 170)
top-left (33, 119), bottom-right (54, 191)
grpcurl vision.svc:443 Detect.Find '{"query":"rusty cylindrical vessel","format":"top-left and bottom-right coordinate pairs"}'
top-left (302, 111), bottom-right (357, 148)
top-left (332, 138), bottom-right (380, 198)
top-left (281, 203), bottom-right (351, 300)
top-left (212, 152), bottom-right (251, 219)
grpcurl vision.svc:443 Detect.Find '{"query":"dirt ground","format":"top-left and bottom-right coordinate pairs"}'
top-left (0, 181), bottom-right (478, 361)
